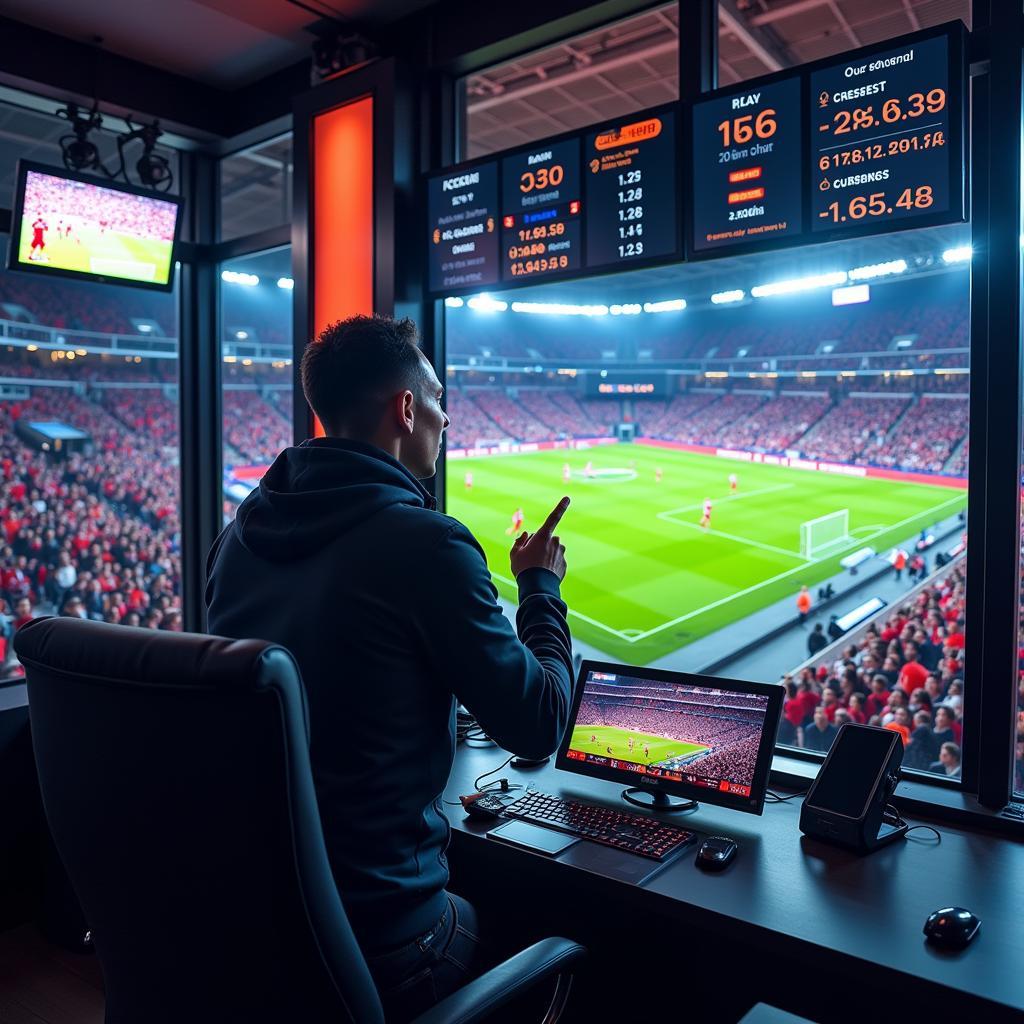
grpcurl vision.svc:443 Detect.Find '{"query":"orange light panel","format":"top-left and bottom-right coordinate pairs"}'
top-left (310, 94), bottom-right (374, 436)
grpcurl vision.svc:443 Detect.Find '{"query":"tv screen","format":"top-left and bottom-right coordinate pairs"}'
top-left (8, 161), bottom-right (182, 291)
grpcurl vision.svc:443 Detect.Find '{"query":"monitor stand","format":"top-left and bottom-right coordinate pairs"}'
top-left (621, 787), bottom-right (698, 812)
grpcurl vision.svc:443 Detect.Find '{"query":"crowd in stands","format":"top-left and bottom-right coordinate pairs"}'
top-left (869, 397), bottom-right (968, 473)
top-left (445, 383), bottom-right (968, 476)
top-left (222, 390), bottom-right (291, 466)
top-left (796, 396), bottom-right (909, 464)
top-left (0, 386), bottom-right (182, 675)
top-left (781, 562), bottom-right (967, 776)
top-left (24, 173), bottom-right (178, 242)
top-left (577, 684), bottom-right (766, 785)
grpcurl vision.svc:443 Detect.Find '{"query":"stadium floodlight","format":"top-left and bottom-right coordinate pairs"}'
top-left (221, 270), bottom-right (260, 286)
top-left (711, 289), bottom-right (745, 304)
top-left (643, 298), bottom-right (686, 313)
top-left (138, 324), bottom-right (153, 332)
top-left (75, 349), bottom-right (87, 356)
top-left (751, 271), bottom-right (847, 298)
top-left (26, 345), bottom-right (37, 352)
top-left (235, 330), bottom-right (248, 340)
top-left (510, 301), bottom-right (608, 316)
top-left (847, 259), bottom-right (907, 281)
top-left (610, 303), bottom-right (642, 315)
top-left (467, 294), bottom-right (508, 312)
top-left (444, 296), bottom-right (464, 308)
top-left (942, 246), bottom-right (972, 264)
top-left (277, 277), bottom-right (294, 290)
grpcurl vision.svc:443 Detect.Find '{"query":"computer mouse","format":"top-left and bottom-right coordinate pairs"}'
top-left (923, 907), bottom-right (980, 949)
top-left (696, 836), bottom-right (738, 870)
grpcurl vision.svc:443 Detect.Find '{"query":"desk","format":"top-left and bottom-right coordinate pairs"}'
top-left (444, 744), bottom-right (1023, 1023)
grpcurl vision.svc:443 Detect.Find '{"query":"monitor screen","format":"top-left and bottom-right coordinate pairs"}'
top-left (557, 662), bottom-right (783, 814)
top-left (9, 162), bottom-right (182, 291)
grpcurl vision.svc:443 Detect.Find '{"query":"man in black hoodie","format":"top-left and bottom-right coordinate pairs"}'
top-left (206, 314), bottom-right (574, 1019)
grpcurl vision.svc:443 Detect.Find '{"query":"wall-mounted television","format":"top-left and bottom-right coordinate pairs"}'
top-left (7, 161), bottom-right (183, 292)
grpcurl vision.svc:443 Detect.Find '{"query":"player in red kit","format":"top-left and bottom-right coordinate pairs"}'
top-left (700, 498), bottom-right (713, 529)
top-left (506, 507), bottom-right (524, 535)
top-left (729, 472), bottom-right (738, 492)
top-left (29, 213), bottom-right (48, 260)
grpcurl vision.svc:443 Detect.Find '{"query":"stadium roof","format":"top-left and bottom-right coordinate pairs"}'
top-left (465, 0), bottom-right (970, 158)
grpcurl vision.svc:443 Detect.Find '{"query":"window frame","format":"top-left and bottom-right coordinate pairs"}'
top-left (432, 0), bottom-right (1023, 824)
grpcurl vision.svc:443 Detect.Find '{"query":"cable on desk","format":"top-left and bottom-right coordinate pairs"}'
top-left (765, 788), bottom-right (809, 803)
top-left (885, 803), bottom-right (942, 842)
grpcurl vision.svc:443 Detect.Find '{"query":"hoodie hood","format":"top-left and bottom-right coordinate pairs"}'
top-left (233, 438), bottom-right (436, 562)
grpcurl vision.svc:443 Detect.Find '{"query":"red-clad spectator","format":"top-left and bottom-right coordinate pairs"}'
top-left (898, 641), bottom-right (930, 697)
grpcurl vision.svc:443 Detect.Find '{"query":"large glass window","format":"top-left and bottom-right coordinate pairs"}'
top-left (219, 134), bottom-right (293, 240)
top-left (718, 0), bottom-right (971, 85)
top-left (444, 222), bottom-right (970, 778)
top-left (459, 4), bottom-right (678, 159)
top-left (0, 231), bottom-right (182, 676)
top-left (219, 248), bottom-right (293, 523)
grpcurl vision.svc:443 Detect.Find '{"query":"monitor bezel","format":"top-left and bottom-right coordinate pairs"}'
top-left (7, 159), bottom-right (183, 293)
top-left (555, 659), bottom-right (784, 816)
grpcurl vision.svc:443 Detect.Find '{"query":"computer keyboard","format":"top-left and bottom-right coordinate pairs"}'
top-left (502, 790), bottom-right (697, 860)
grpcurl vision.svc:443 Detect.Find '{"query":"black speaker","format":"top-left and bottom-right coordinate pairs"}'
top-left (799, 723), bottom-right (907, 853)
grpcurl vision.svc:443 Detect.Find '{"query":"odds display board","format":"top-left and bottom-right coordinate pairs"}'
top-left (500, 139), bottom-right (582, 282)
top-left (810, 29), bottom-right (964, 235)
top-left (424, 22), bottom-right (966, 293)
top-left (690, 76), bottom-right (803, 254)
top-left (427, 162), bottom-right (499, 291)
top-left (584, 109), bottom-right (678, 269)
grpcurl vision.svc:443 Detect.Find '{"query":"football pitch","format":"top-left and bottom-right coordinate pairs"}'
top-left (446, 445), bottom-right (967, 665)
top-left (569, 724), bottom-right (707, 764)
top-left (19, 225), bottom-right (172, 284)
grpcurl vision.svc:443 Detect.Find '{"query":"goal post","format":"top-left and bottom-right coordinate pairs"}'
top-left (800, 509), bottom-right (850, 558)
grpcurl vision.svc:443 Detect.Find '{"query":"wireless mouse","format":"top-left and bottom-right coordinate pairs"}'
top-left (923, 907), bottom-right (980, 949)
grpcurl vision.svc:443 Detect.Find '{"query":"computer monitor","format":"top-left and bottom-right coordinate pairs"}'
top-left (556, 661), bottom-right (784, 815)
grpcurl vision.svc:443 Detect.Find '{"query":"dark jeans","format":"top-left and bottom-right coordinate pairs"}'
top-left (365, 892), bottom-right (489, 1023)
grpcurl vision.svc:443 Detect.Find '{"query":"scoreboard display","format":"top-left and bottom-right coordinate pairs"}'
top-left (500, 139), bottom-right (582, 282)
top-left (425, 23), bottom-right (966, 293)
top-left (691, 76), bottom-right (803, 253)
top-left (810, 31), bottom-right (962, 234)
top-left (584, 110), bottom-right (678, 269)
top-left (427, 162), bottom-right (499, 292)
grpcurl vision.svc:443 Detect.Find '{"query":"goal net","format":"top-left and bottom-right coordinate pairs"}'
top-left (800, 509), bottom-right (850, 558)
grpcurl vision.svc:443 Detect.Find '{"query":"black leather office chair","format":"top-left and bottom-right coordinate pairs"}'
top-left (15, 617), bottom-right (586, 1024)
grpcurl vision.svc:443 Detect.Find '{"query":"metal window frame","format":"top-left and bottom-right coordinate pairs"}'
top-left (428, 0), bottom-right (1023, 822)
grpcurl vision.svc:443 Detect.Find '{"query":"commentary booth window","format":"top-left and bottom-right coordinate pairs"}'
top-left (439, 17), bottom-right (970, 782)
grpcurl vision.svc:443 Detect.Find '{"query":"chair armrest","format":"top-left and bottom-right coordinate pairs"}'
top-left (412, 936), bottom-right (586, 1024)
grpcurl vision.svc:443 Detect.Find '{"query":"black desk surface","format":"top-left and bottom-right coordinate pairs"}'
top-left (445, 744), bottom-right (1023, 1018)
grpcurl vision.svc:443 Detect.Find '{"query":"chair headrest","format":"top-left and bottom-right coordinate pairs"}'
top-left (14, 617), bottom-right (296, 694)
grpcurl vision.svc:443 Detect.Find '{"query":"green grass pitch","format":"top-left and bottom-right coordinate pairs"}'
top-left (446, 445), bottom-right (967, 665)
top-left (18, 224), bottom-right (172, 285)
top-left (569, 724), bottom-right (707, 764)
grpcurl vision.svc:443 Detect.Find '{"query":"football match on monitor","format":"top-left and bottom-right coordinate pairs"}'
top-left (567, 672), bottom-right (770, 790)
top-left (15, 168), bottom-right (178, 286)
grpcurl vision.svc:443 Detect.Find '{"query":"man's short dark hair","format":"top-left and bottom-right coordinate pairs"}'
top-left (301, 314), bottom-right (428, 437)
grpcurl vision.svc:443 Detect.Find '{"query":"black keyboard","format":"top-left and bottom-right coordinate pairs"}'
top-left (502, 790), bottom-right (696, 860)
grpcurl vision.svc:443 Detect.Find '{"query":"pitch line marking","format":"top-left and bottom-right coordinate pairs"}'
top-left (656, 483), bottom-right (794, 521)
top-left (490, 571), bottom-right (632, 640)
top-left (489, 491), bottom-right (966, 645)
top-left (662, 520), bottom-right (806, 559)
top-left (625, 491), bottom-right (967, 643)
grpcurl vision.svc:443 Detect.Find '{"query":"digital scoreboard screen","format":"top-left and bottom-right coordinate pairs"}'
top-left (811, 31), bottom-right (959, 233)
top-left (584, 110), bottom-right (677, 269)
top-left (427, 162), bottom-right (499, 292)
top-left (690, 76), bottom-right (803, 253)
top-left (500, 139), bottom-right (582, 282)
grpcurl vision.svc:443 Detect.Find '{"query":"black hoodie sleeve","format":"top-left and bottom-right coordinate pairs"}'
top-left (415, 521), bottom-right (574, 759)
